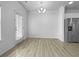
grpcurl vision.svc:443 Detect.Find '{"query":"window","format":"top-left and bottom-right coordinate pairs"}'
top-left (16, 14), bottom-right (23, 40)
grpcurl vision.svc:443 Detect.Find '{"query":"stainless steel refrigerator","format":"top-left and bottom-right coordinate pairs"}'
top-left (64, 18), bottom-right (79, 42)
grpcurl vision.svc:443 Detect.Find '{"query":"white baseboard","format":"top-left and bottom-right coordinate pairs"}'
top-left (28, 36), bottom-right (64, 42)
top-left (28, 36), bottom-right (58, 39)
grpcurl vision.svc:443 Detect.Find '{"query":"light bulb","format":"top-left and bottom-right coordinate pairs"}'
top-left (41, 8), bottom-right (43, 11)
top-left (69, 1), bottom-right (73, 5)
top-left (42, 9), bottom-right (46, 13)
top-left (38, 10), bottom-right (41, 13)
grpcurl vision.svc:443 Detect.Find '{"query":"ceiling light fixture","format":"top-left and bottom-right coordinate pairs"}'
top-left (38, 8), bottom-right (46, 14)
top-left (68, 1), bottom-right (74, 5)
top-left (42, 8), bottom-right (46, 13)
top-left (38, 1), bottom-right (46, 14)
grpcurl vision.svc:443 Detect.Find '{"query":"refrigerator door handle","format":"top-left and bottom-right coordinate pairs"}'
top-left (72, 23), bottom-right (75, 30)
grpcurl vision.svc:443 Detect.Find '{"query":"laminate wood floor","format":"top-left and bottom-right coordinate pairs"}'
top-left (2, 38), bottom-right (79, 57)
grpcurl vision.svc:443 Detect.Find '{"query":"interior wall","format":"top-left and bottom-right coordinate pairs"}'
top-left (28, 10), bottom-right (59, 38)
top-left (58, 6), bottom-right (65, 42)
top-left (65, 9), bottom-right (79, 18)
top-left (0, 1), bottom-right (28, 55)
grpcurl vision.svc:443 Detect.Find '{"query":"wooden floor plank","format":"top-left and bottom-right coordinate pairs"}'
top-left (1, 38), bottom-right (79, 57)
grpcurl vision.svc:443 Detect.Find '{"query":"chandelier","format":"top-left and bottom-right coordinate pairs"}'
top-left (37, 1), bottom-right (46, 14)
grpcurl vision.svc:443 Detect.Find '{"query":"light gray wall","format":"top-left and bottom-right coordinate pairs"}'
top-left (58, 6), bottom-right (65, 42)
top-left (28, 10), bottom-right (59, 38)
top-left (65, 9), bottom-right (79, 18)
top-left (0, 1), bottom-right (28, 55)
top-left (28, 8), bottom-right (65, 41)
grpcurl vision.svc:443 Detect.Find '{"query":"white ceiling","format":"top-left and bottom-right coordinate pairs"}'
top-left (66, 1), bottom-right (79, 10)
top-left (20, 1), bottom-right (68, 11)
top-left (20, 1), bottom-right (79, 11)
